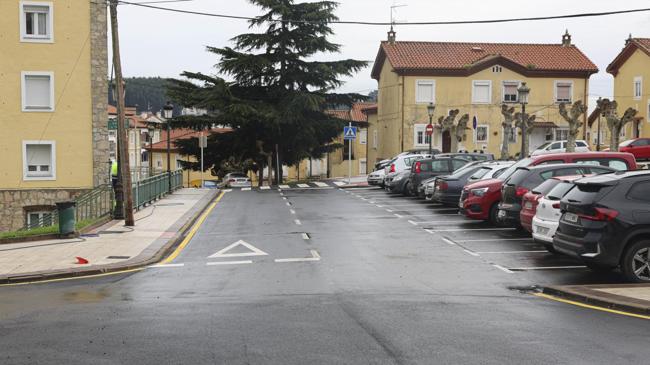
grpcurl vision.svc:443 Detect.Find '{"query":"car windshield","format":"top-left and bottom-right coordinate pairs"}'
top-left (229, 173), bottom-right (246, 178)
top-left (495, 158), bottom-right (532, 181)
top-left (531, 179), bottom-right (561, 195)
top-left (536, 142), bottom-right (551, 150)
top-left (619, 139), bottom-right (634, 147)
top-left (546, 182), bottom-right (576, 201)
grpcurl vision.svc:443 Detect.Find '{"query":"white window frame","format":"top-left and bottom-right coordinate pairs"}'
top-left (372, 129), bottom-right (378, 149)
top-left (22, 140), bottom-right (56, 181)
top-left (21, 71), bottom-right (54, 112)
top-left (474, 125), bottom-right (489, 143)
top-left (19, 1), bottom-right (54, 43)
top-left (555, 128), bottom-right (569, 141)
top-left (413, 124), bottom-right (431, 147)
top-left (502, 80), bottom-right (520, 103)
top-left (27, 210), bottom-right (54, 228)
top-left (554, 80), bottom-right (573, 104)
top-left (633, 76), bottom-right (643, 100)
top-left (415, 80), bottom-right (436, 104)
top-left (358, 129), bottom-right (367, 145)
top-left (472, 80), bottom-right (492, 104)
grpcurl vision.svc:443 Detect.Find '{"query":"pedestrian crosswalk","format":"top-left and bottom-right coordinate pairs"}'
top-left (225, 180), bottom-right (354, 191)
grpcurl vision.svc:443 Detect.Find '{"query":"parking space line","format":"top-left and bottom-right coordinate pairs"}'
top-left (456, 238), bottom-right (534, 242)
top-left (242, 188), bottom-right (251, 191)
top-left (279, 184), bottom-right (290, 189)
top-left (315, 182), bottom-right (329, 187)
top-left (275, 250), bottom-right (321, 263)
top-left (290, 209), bottom-right (296, 214)
top-left (493, 264), bottom-right (514, 274)
top-left (333, 181), bottom-right (346, 186)
top-left (260, 186), bottom-right (271, 190)
top-left (463, 249), bottom-right (480, 257)
top-left (207, 260), bottom-right (253, 266)
top-left (385, 209), bottom-right (393, 212)
top-left (294, 219), bottom-right (302, 225)
top-left (509, 265), bottom-right (587, 271)
top-left (286, 202), bottom-right (291, 206)
top-left (394, 214), bottom-right (403, 218)
top-left (412, 220), bottom-right (482, 225)
top-left (297, 183), bottom-right (310, 188)
top-left (441, 237), bottom-right (456, 246)
top-left (426, 228), bottom-right (517, 232)
top-left (282, 197), bottom-right (287, 200)
top-left (476, 250), bottom-right (547, 254)
top-left (408, 220), bottom-right (418, 226)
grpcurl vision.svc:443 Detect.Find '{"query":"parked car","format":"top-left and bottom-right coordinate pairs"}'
top-left (383, 154), bottom-right (428, 177)
top-left (430, 163), bottom-right (486, 205)
top-left (368, 160), bottom-right (391, 186)
top-left (460, 152), bottom-right (637, 225)
top-left (385, 170), bottom-right (411, 194)
top-left (531, 140), bottom-right (590, 156)
top-left (498, 164), bottom-right (615, 227)
top-left (520, 175), bottom-right (583, 234)
top-left (466, 161), bottom-right (515, 185)
top-left (531, 177), bottom-right (583, 252)
top-left (617, 138), bottom-right (650, 161)
top-left (436, 152), bottom-right (495, 161)
top-left (408, 157), bottom-right (470, 196)
top-left (553, 170), bottom-right (650, 282)
top-left (218, 172), bottom-right (252, 188)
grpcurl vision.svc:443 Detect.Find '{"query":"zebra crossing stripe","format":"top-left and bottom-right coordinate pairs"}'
top-left (333, 181), bottom-right (346, 186)
top-left (279, 185), bottom-right (290, 189)
top-left (242, 188), bottom-right (251, 191)
top-left (260, 186), bottom-right (270, 190)
top-left (297, 183), bottom-right (310, 188)
top-left (314, 182), bottom-right (328, 187)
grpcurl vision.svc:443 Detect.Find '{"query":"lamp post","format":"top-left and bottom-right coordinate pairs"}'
top-left (163, 102), bottom-right (174, 193)
top-left (596, 97), bottom-right (602, 151)
top-left (147, 125), bottom-right (155, 176)
top-left (426, 102), bottom-right (436, 156)
top-left (517, 82), bottom-right (530, 159)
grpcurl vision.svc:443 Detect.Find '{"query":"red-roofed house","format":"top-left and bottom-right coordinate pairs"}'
top-left (371, 30), bottom-right (598, 158)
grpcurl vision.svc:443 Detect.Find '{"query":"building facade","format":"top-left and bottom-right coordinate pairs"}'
top-left (326, 102), bottom-right (375, 177)
top-left (0, 1), bottom-right (108, 231)
top-left (370, 31), bottom-right (598, 161)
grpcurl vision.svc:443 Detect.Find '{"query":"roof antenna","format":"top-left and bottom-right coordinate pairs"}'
top-left (388, 2), bottom-right (406, 44)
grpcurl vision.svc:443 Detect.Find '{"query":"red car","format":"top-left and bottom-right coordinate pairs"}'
top-left (519, 175), bottom-right (584, 233)
top-left (618, 138), bottom-right (650, 160)
top-left (460, 152), bottom-right (637, 225)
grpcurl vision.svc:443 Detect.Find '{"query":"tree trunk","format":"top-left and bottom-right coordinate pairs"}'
top-left (566, 125), bottom-right (579, 153)
top-left (267, 154), bottom-right (273, 186)
top-left (610, 124), bottom-right (621, 152)
top-left (258, 159), bottom-right (264, 188)
top-left (500, 126), bottom-right (511, 160)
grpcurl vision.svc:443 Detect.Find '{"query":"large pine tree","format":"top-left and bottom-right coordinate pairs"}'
top-left (167, 0), bottom-right (367, 185)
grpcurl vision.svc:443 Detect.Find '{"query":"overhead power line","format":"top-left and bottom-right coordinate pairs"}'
top-left (116, 1), bottom-right (650, 26)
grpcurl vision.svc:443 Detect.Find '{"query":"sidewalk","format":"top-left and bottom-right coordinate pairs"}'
top-left (543, 284), bottom-right (650, 316)
top-left (0, 188), bottom-right (217, 284)
top-left (331, 175), bottom-right (369, 188)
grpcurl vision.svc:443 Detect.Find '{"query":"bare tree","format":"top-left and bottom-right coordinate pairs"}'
top-left (597, 98), bottom-right (638, 151)
top-left (438, 109), bottom-right (470, 153)
top-left (514, 111), bottom-right (536, 158)
top-left (500, 104), bottom-right (515, 160)
top-left (558, 100), bottom-right (587, 152)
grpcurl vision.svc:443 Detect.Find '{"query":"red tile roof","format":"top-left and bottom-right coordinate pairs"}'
top-left (607, 38), bottom-right (650, 75)
top-left (148, 128), bottom-right (232, 152)
top-left (372, 41), bottom-right (598, 79)
top-left (326, 102), bottom-right (376, 123)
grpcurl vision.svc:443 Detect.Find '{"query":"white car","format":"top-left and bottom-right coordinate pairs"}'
top-left (531, 179), bottom-right (579, 252)
top-left (531, 140), bottom-right (590, 156)
top-left (465, 160), bottom-right (515, 185)
top-left (219, 172), bottom-right (252, 188)
top-left (383, 153), bottom-right (430, 176)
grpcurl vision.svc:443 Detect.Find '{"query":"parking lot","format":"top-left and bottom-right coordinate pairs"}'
top-left (346, 186), bottom-right (629, 287)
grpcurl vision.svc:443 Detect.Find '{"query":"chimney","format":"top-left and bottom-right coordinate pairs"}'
top-left (387, 26), bottom-right (396, 44)
top-left (625, 33), bottom-right (633, 46)
top-left (562, 29), bottom-right (572, 47)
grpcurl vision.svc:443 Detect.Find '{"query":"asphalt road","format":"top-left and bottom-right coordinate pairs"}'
top-left (1, 186), bottom-right (649, 364)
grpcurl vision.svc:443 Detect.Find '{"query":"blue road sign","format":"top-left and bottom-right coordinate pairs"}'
top-left (343, 126), bottom-right (357, 140)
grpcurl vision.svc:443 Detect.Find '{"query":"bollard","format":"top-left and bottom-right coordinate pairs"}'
top-left (56, 201), bottom-right (77, 236)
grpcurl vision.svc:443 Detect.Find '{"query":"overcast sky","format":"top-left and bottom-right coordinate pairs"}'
top-left (113, 0), bottom-right (650, 105)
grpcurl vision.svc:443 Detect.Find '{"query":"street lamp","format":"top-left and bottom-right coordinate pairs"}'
top-left (517, 82), bottom-right (530, 159)
top-left (427, 102), bottom-right (436, 156)
top-left (163, 102), bottom-right (174, 193)
top-left (147, 124), bottom-right (155, 176)
top-left (596, 97), bottom-right (603, 151)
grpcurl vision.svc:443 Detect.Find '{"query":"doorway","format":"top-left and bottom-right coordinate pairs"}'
top-left (442, 131), bottom-right (451, 153)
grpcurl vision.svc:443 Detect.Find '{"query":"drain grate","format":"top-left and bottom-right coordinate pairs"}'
top-left (107, 255), bottom-right (130, 259)
top-left (507, 285), bottom-right (542, 294)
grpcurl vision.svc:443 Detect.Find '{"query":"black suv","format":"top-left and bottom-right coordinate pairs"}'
top-left (553, 170), bottom-right (650, 282)
top-left (498, 164), bottom-right (615, 226)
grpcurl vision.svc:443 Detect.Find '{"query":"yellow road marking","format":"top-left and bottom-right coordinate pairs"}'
top-left (0, 191), bottom-right (225, 287)
top-left (534, 293), bottom-right (650, 320)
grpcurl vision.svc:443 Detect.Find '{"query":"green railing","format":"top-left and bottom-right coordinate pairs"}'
top-left (75, 185), bottom-right (114, 222)
top-left (133, 170), bottom-right (183, 209)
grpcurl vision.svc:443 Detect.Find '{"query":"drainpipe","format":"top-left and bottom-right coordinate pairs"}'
top-left (583, 76), bottom-right (589, 140)
top-left (401, 75), bottom-right (405, 152)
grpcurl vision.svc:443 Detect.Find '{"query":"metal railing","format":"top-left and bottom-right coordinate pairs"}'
top-left (133, 170), bottom-right (183, 209)
top-left (75, 185), bottom-right (114, 223)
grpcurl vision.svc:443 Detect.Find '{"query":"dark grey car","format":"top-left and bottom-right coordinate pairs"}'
top-left (408, 157), bottom-right (469, 196)
top-left (431, 164), bottom-right (485, 205)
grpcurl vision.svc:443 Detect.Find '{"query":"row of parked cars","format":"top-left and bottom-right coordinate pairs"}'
top-left (368, 147), bottom-right (650, 282)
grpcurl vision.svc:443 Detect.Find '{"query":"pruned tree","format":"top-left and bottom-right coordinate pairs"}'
top-left (559, 100), bottom-right (587, 152)
top-left (597, 98), bottom-right (638, 151)
top-left (438, 109), bottom-right (470, 153)
top-left (500, 104), bottom-right (515, 160)
top-left (514, 111), bottom-right (536, 158)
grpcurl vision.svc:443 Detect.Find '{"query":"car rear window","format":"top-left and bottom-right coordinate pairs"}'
top-left (627, 181), bottom-right (650, 202)
top-left (575, 158), bottom-right (629, 171)
top-left (497, 158), bottom-right (532, 181)
top-left (546, 182), bottom-right (575, 201)
top-left (431, 160), bottom-right (449, 172)
top-left (531, 179), bottom-right (561, 195)
top-left (563, 183), bottom-right (609, 205)
top-left (506, 169), bottom-right (530, 186)
top-left (470, 167), bottom-right (491, 180)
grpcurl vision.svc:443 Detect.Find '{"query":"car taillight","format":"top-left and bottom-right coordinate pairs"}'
top-left (552, 203), bottom-right (560, 209)
top-left (515, 187), bottom-right (529, 197)
top-left (579, 207), bottom-right (619, 222)
top-left (389, 164), bottom-right (395, 173)
top-left (228, 179), bottom-right (235, 183)
top-left (414, 161), bottom-right (421, 173)
top-left (438, 181), bottom-right (448, 191)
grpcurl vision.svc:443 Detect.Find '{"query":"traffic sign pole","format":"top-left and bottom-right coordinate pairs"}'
top-left (348, 122), bottom-right (352, 184)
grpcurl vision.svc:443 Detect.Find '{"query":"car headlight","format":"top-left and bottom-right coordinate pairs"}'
top-left (393, 174), bottom-right (404, 181)
top-left (470, 187), bottom-right (489, 197)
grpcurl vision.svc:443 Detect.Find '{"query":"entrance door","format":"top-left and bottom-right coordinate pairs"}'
top-left (442, 131), bottom-right (451, 153)
top-left (635, 121), bottom-right (641, 138)
top-left (359, 158), bottom-right (367, 175)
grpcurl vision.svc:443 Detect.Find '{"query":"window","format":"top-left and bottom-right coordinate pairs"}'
top-left (545, 129), bottom-right (554, 141)
top-left (492, 66), bottom-right (503, 73)
top-left (359, 129), bottom-right (367, 145)
top-left (431, 160), bottom-right (449, 172)
top-left (502, 81), bottom-right (519, 102)
top-left (176, 159), bottom-right (184, 169)
top-left (22, 72), bottom-right (54, 111)
top-left (634, 77), bottom-right (642, 100)
top-left (554, 81), bottom-right (573, 103)
top-left (413, 124), bottom-right (432, 147)
top-left (472, 80), bottom-right (492, 104)
top-left (372, 130), bottom-right (378, 149)
top-left (549, 142), bottom-right (562, 150)
top-left (27, 211), bottom-right (54, 228)
top-left (416, 80), bottom-right (435, 104)
top-left (475, 125), bottom-right (488, 143)
top-left (23, 141), bottom-right (55, 180)
top-left (575, 158), bottom-right (629, 171)
top-left (576, 141), bottom-right (588, 147)
top-left (451, 159), bottom-right (468, 171)
top-left (628, 181), bottom-right (650, 202)
top-left (20, 2), bottom-right (53, 42)
top-left (555, 128), bottom-right (569, 141)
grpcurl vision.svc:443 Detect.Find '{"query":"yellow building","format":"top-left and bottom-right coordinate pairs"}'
top-left (370, 31), bottom-right (598, 161)
top-left (326, 102), bottom-right (375, 177)
top-left (602, 37), bottom-right (650, 143)
top-left (0, 1), bottom-right (108, 231)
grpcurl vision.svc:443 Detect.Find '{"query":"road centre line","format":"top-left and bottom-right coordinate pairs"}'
top-left (207, 260), bottom-right (253, 266)
top-left (149, 263), bottom-right (185, 268)
top-left (509, 265), bottom-right (587, 271)
top-left (476, 250), bottom-right (547, 254)
top-left (493, 264), bottom-right (514, 274)
top-left (275, 250), bottom-right (321, 263)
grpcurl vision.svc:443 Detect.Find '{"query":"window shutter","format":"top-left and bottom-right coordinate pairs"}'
top-left (417, 82), bottom-right (434, 103)
top-left (473, 82), bottom-right (490, 103)
top-left (25, 75), bottom-right (51, 108)
top-left (556, 84), bottom-right (571, 101)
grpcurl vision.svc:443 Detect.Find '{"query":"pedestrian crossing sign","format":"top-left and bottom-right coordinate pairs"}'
top-left (343, 126), bottom-right (357, 140)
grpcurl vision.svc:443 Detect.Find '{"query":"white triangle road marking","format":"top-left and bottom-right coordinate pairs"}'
top-left (208, 240), bottom-right (269, 258)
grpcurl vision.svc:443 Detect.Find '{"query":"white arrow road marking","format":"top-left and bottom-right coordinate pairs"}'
top-left (275, 250), bottom-right (321, 263)
top-left (206, 260), bottom-right (253, 266)
top-left (208, 240), bottom-right (269, 258)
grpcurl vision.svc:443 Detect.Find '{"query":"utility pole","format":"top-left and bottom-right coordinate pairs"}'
top-left (109, 0), bottom-right (135, 226)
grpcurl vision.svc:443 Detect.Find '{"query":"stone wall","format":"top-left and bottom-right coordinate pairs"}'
top-left (90, 1), bottom-right (109, 187)
top-left (0, 189), bottom-right (88, 232)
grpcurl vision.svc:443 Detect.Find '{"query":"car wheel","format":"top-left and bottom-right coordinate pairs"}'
top-left (403, 182), bottom-right (411, 196)
top-left (534, 238), bottom-right (556, 253)
top-left (621, 239), bottom-right (650, 282)
top-left (488, 203), bottom-right (501, 226)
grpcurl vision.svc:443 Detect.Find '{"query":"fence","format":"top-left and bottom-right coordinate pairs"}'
top-left (133, 170), bottom-right (183, 209)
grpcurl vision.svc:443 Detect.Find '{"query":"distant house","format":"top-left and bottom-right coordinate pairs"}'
top-left (370, 30), bottom-right (598, 159)
top-left (326, 102), bottom-right (376, 177)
